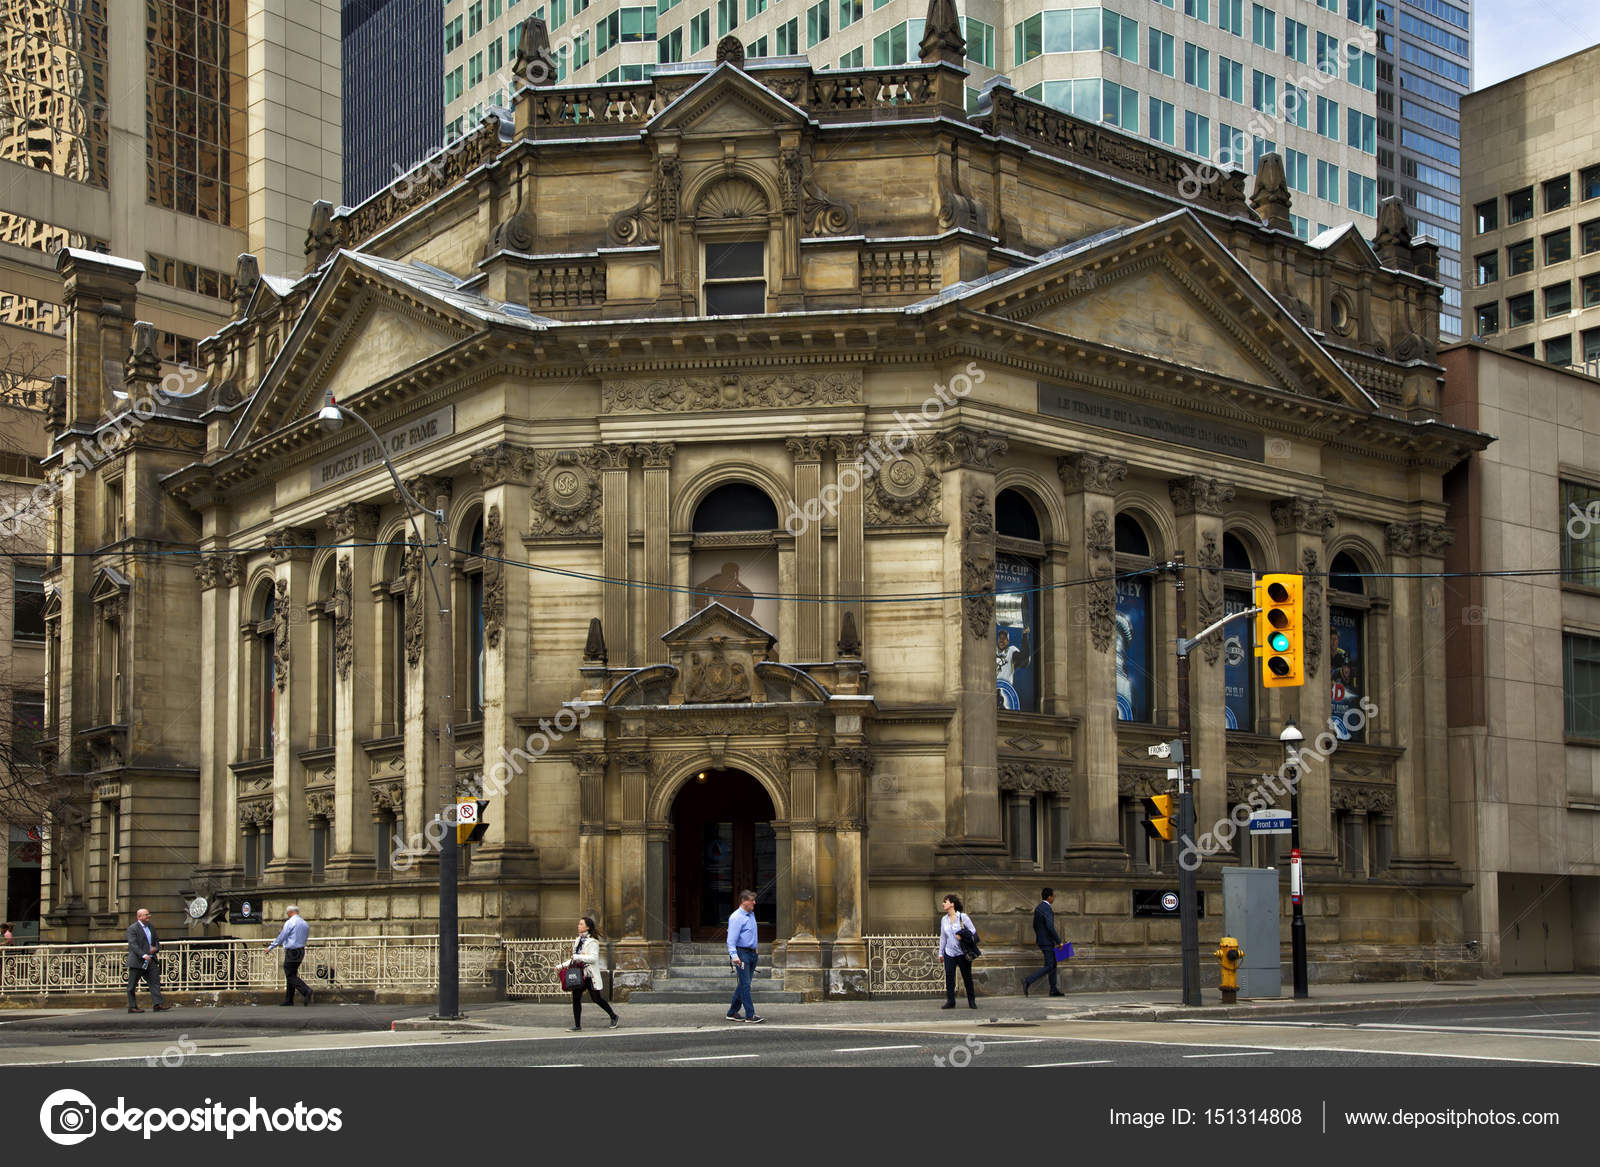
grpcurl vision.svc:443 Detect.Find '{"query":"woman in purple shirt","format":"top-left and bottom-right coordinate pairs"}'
top-left (937, 894), bottom-right (978, 1010)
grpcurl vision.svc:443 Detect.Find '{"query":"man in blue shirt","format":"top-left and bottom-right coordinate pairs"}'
top-left (266, 905), bottom-right (313, 1006)
top-left (124, 908), bottom-right (173, 1012)
top-left (725, 890), bottom-right (764, 1023)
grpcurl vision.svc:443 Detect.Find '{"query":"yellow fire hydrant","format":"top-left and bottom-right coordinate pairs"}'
top-left (1214, 936), bottom-right (1244, 1004)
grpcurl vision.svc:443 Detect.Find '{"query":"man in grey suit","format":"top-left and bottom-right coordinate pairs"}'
top-left (1021, 888), bottom-right (1065, 997)
top-left (125, 908), bottom-right (173, 1013)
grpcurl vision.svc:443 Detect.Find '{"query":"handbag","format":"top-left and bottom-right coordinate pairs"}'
top-left (1054, 941), bottom-right (1074, 961)
top-left (957, 920), bottom-right (982, 961)
top-left (561, 965), bottom-right (586, 990)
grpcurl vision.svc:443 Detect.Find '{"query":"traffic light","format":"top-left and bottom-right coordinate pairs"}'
top-left (1141, 793), bottom-right (1177, 842)
top-left (1256, 573), bottom-right (1304, 688)
top-left (456, 798), bottom-right (489, 845)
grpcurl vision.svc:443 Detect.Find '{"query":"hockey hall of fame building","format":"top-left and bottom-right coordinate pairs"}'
top-left (38, 9), bottom-right (1489, 996)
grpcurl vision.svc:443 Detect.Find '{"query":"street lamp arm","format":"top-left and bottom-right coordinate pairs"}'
top-left (1177, 605), bottom-right (1259, 658)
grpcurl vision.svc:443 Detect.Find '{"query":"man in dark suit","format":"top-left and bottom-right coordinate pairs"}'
top-left (1022, 888), bottom-right (1065, 997)
top-left (125, 908), bottom-right (173, 1013)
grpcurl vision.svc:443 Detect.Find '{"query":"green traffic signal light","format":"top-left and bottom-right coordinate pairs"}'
top-left (1268, 630), bottom-right (1291, 652)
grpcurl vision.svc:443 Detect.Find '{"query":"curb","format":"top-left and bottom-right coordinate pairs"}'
top-left (1061, 988), bottom-right (1600, 1022)
top-left (390, 1017), bottom-right (510, 1033)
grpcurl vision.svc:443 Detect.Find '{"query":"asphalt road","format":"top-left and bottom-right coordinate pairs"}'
top-left (1, 998), bottom-right (1593, 1068)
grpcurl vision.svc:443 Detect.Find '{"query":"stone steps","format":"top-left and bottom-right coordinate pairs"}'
top-left (622, 941), bottom-right (798, 1002)
top-left (626, 989), bottom-right (807, 1004)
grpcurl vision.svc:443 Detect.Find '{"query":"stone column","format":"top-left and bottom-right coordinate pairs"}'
top-left (1169, 476), bottom-right (1235, 838)
top-left (1386, 520), bottom-right (1455, 867)
top-left (266, 528), bottom-right (315, 881)
top-left (935, 429), bottom-right (1009, 863)
top-left (828, 744), bottom-right (870, 996)
top-left (193, 552), bottom-right (237, 873)
top-left (328, 504), bottom-right (378, 875)
top-left (830, 436), bottom-right (867, 662)
top-left (787, 438), bottom-right (826, 661)
top-left (785, 746), bottom-right (822, 994)
top-left (221, 557), bottom-right (244, 872)
top-left (636, 442), bottom-right (674, 663)
top-left (614, 749), bottom-right (652, 978)
top-left (1271, 497), bottom-right (1337, 861)
top-left (468, 444), bottom-right (539, 875)
top-left (595, 445), bottom-right (632, 666)
top-left (401, 477), bottom-right (452, 866)
top-left (574, 749), bottom-right (607, 925)
top-left (1058, 452), bottom-right (1128, 867)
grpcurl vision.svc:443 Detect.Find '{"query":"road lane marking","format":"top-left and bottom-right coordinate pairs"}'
top-left (1027, 1060), bottom-right (1113, 1067)
top-left (1356, 1022), bottom-right (1600, 1041)
top-left (1442, 1012), bottom-right (1591, 1023)
top-left (1183, 1050), bottom-right (1275, 1058)
top-left (832, 1044), bottom-right (922, 1053)
top-left (667, 1053), bottom-right (760, 1063)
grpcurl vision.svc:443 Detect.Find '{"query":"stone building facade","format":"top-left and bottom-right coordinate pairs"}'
top-left (38, 13), bottom-right (1487, 994)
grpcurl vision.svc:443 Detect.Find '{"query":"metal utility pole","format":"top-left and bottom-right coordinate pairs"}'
top-left (431, 495), bottom-right (459, 1020)
top-left (1281, 720), bottom-right (1308, 999)
top-left (1172, 553), bottom-right (1201, 1007)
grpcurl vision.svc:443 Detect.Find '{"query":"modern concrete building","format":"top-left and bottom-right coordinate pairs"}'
top-left (33, 12), bottom-right (1482, 995)
top-left (1441, 342), bottom-right (1600, 974)
top-left (443, 1), bottom-right (1380, 237)
top-left (1460, 44), bottom-right (1600, 369)
top-left (0, 1), bottom-right (343, 408)
top-left (1374, 0), bottom-right (1470, 342)
top-left (342, 0), bottom-right (447, 206)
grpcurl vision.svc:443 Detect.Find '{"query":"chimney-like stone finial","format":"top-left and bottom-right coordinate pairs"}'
top-left (304, 199), bottom-right (341, 273)
top-left (1249, 151), bottom-right (1292, 232)
top-left (1373, 196), bottom-right (1414, 271)
top-left (513, 16), bottom-right (558, 86)
top-left (919, 0), bottom-right (968, 65)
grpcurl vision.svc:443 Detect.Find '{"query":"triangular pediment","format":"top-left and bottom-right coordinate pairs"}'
top-left (648, 63), bottom-right (811, 136)
top-left (662, 601), bottom-right (775, 649)
top-left (1309, 222), bottom-right (1383, 270)
top-left (955, 209), bottom-right (1376, 411)
top-left (89, 566), bottom-right (130, 605)
top-left (229, 253), bottom-right (479, 449)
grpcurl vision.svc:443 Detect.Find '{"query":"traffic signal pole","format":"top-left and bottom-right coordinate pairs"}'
top-left (1172, 553), bottom-right (1201, 1007)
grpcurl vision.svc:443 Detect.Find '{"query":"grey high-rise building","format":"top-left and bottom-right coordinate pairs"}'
top-left (1375, 0), bottom-right (1471, 340)
top-left (343, 0), bottom-right (447, 206)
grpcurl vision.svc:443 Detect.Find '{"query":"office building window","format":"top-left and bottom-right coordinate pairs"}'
top-left (1347, 173), bottom-right (1375, 216)
top-left (1584, 273), bottom-right (1600, 309)
top-left (1546, 175), bottom-right (1572, 212)
top-left (1347, 109), bottom-right (1375, 154)
top-left (1507, 292), bottom-right (1534, 327)
top-left (1251, 69), bottom-right (1275, 115)
top-left (1565, 631), bottom-right (1600, 737)
top-left (1184, 0), bottom-right (1209, 21)
top-left (1250, 4), bottom-right (1275, 49)
top-left (1148, 97), bottom-right (1175, 145)
top-left (966, 17), bottom-right (996, 66)
top-left (1475, 199), bottom-right (1498, 234)
top-left (1584, 328), bottom-right (1600, 363)
top-left (1284, 16), bottom-right (1306, 63)
top-left (1547, 335), bottom-right (1573, 366)
top-left (1149, 28), bottom-right (1174, 76)
top-left (1184, 110), bottom-right (1210, 158)
top-left (1283, 82), bottom-right (1307, 128)
top-left (1219, 0), bottom-right (1243, 36)
top-left (1507, 187), bottom-right (1534, 224)
top-left (838, 46), bottom-right (862, 67)
top-left (1103, 9), bottom-right (1138, 61)
top-left (1507, 239), bottom-right (1534, 276)
top-left (718, 0), bottom-right (737, 35)
top-left (775, 16), bottom-right (797, 53)
top-left (1184, 42), bottom-right (1209, 90)
top-left (1316, 31), bottom-right (1339, 76)
top-left (1284, 148), bottom-right (1308, 193)
top-left (1317, 159), bottom-right (1339, 202)
top-left (1475, 252), bottom-right (1498, 285)
top-left (1583, 165), bottom-right (1600, 202)
top-left (1474, 302), bottom-right (1498, 336)
top-left (807, 0), bottom-right (832, 46)
top-left (1219, 56), bottom-right (1243, 103)
top-left (839, 0), bottom-right (861, 30)
top-left (145, 1), bottom-right (243, 223)
top-left (1547, 282), bottom-right (1572, 318)
top-left (1545, 229), bottom-right (1572, 265)
top-left (1102, 81), bottom-right (1139, 131)
top-left (692, 9), bottom-right (711, 50)
top-left (1582, 219), bottom-right (1600, 255)
top-left (1316, 95), bottom-right (1338, 139)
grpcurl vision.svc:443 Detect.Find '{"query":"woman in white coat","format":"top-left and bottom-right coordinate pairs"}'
top-left (560, 916), bottom-right (619, 1031)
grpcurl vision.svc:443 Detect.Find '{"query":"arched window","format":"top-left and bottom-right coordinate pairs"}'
top-left (1328, 551), bottom-right (1368, 744)
top-left (466, 516), bottom-right (485, 720)
top-left (251, 583), bottom-right (277, 756)
top-left (1114, 513), bottom-right (1155, 723)
top-left (1221, 532), bottom-right (1256, 734)
top-left (315, 559), bottom-right (337, 746)
top-left (697, 178), bottom-right (770, 315)
top-left (380, 541), bottom-right (408, 734)
top-left (690, 482), bottom-right (780, 632)
top-left (995, 489), bottom-right (1043, 715)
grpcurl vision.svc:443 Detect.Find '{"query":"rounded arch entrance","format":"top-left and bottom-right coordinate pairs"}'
top-left (665, 768), bottom-right (779, 942)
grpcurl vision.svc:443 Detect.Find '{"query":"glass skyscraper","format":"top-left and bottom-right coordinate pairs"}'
top-left (343, 0), bottom-right (447, 206)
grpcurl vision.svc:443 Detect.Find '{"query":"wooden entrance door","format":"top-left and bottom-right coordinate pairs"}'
top-left (669, 769), bottom-right (777, 941)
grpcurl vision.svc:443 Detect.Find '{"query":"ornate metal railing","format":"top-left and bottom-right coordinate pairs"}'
top-left (503, 939), bottom-right (582, 998)
top-left (0, 935), bottom-right (501, 997)
top-left (865, 934), bottom-right (943, 996)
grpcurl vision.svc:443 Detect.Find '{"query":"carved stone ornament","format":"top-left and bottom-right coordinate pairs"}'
top-left (631, 440), bottom-right (676, 469)
top-left (1330, 782), bottom-right (1396, 813)
top-left (1384, 522), bottom-right (1416, 556)
top-left (193, 552), bottom-right (239, 591)
top-left (1249, 151), bottom-right (1292, 232)
top-left (715, 35), bottom-right (745, 67)
top-left (327, 503), bottom-right (379, 542)
top-left (999, 761), bottom-right (1070, 795)
top-left (603, 370), bottom-right (861, 413)
top-left (1058, 452), bottom-right (1129, 495)
top-left (684, 639), bottom-right (753, 703)
top-left (606, 172), bottom-right (661, 247)
top-left (469, 442), bottom-right (535, 487)
top-left (1271, 496), bottom-right (1337, 537)
top-left (584, 618), bottom-right (608, 664)
top-left (919, 0), bottom-right (968, 63)
top-left (1198, 530), bottom-right (1224, 665)
top-left (482, 505), bottom-right (505, 647)
top-left (829, 746), bottom-right (873, 775)
top-left (1302, 546), bottom-right (1324, 670)
top-left (1169, 476), bottom-right (1235, 517)
top-left (221, 555), bottom-right (243, 588)
top-left (786, 436), bottom-right (828, 463)
top-left (487, 189), bottom-right (537, 254)
top-left (865, 437), bottom-right (943, 527)
top-left (644, 712), bottom-right (789, 736)
top-left (962, 489), bottom-right (997, 641)
top-left (1117, 768), bottom-right (1170, 799)
top-left (778, 148), bottom-right (802, 214)
top-left (530, 449), bottom-right (603, 536)
top-left (657, 156), bottom-right (682, 222)
top-left (836, 610), bottom-right (862, 658)
top-left (237, 800), bottom-right (273, 829)
top-left (1389, 520), bottom-right (1452, 558)
top-left (273, 578), bottom-right (290, 691)
top-left (404, 540), bottom-right (425, 667)
top-left (400, 475), bottom-right (452, 512)
top-left (941, 428), bottom-right (1009, 472)
top-left (305, 791), bottom-right (335, 820)
top-left (1086, 510), bottom-right (1116, 653)
top-left (370, 781), bottom-right (405, 816)
top-left (334, 555), bottom-right (354, 679)
top-left (268, 527), bottom-right (316, 563)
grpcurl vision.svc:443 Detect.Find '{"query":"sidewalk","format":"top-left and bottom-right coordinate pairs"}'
top-left (2, 975), bottom-right (1593, 1035)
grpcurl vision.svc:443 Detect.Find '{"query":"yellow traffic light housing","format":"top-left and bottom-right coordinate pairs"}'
top-left (1256, 573), bottom-right (1304, 688)
top-left (1141, 793), bottom-right (1177, 842)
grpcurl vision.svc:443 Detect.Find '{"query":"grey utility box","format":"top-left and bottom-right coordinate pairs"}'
top-left (1223, 867), bottom-right (1282, 998)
